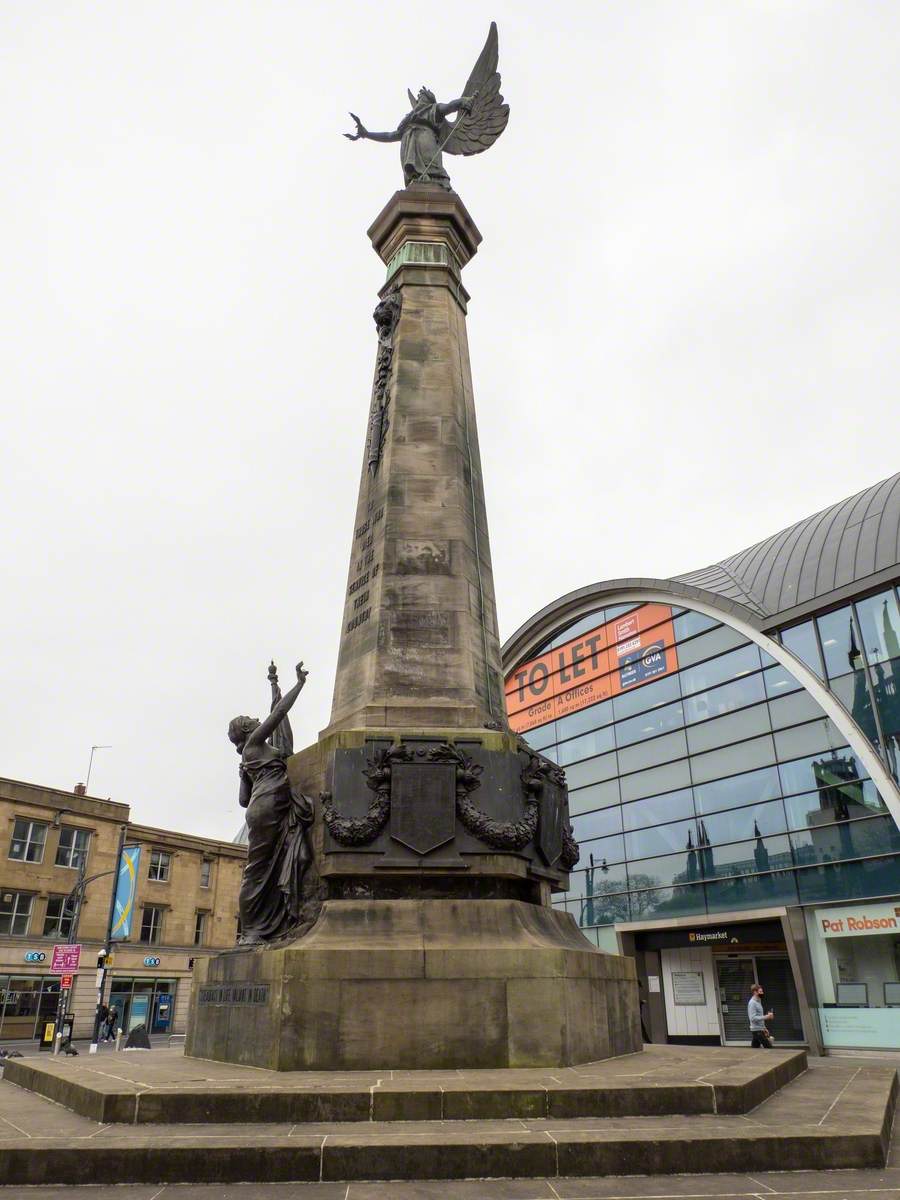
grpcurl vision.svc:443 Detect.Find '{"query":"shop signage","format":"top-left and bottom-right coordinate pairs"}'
top-left (638, 920), bottom-right (784, 951)
top-left (24, 950), bottom-right (46, 963)
top-left (60, 974), bottom-right (73, 990)
top-left (505, 604), bottom-right (679, 734)
top-left (143, 956), bottom-right (161, 967)
top-left (671, 970), bottom-right (706, 1005)
top-left (817, 902), bottom-right (900, 939)
top-left (51, 944), bottom-right (81, 973)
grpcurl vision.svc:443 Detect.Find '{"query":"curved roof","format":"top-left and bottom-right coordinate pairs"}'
top-left (675, 471), bottom-right (900, 622)
top-left (502, 472), bottom-right (900, 668)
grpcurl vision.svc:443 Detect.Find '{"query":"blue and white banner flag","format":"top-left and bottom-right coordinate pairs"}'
top-left (111, 846), bottom-right (141, 941)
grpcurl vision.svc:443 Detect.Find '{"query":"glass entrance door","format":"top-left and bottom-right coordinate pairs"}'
top-left (715, 955), bottom-right (805, 1044)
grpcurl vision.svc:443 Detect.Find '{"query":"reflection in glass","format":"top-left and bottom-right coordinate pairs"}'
top-left (706, 870), bottom-right (798, 911)
top-left (780, 621), bottom-right (823, 678)
top-left (855, 590), bottom-right (900, 667)
top-left (828, 671), bottom-right (880, 747)
top-left (764, 660), bottom-right (803, 697)
top-left (816, 606), bottom-right (859, 681)
top-left (699, 798), bottom-right (788, 844)
top-left (612, 672), bottom-right (682, 722)
top-left (795, 854), bottom-right (900, 904)
top-left (621, 788), bottom-right (694, 832)
top-left (519, 721), bottom-right (557, 752)
top-left (578, 833), bottom-right (627, 866)
top-left (551, 609), bottom-right (606, 648)
top-left (568, 779), bottom-right (621, 815)
top-left (627, 882), bottom-right (706, 920)
top-left (778, 746), bottom-right (865, 798)
top-left (555, 698), bottom-right (614, 741)
top-left (566, 751), bottom-right (619, 790)
top-left (693, 766), bottom-right (780, 815)
top-left (704, 833), bottom-right (793, 879)
top-left (625, 817), bottom-right (697, 860)
top-left (870, 655), bottom-right (900, 782)
top-left (675, 624), bottom-right (748, 669)
top-left (782, 780), bottom-right (885, 829)
top-left (673, 610), bottom-right (720, 639)
top-left (790, 815), bottom-right (900, 867)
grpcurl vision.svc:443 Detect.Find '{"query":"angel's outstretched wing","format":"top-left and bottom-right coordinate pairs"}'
top-left (443, 22), bottom-right (509, 157)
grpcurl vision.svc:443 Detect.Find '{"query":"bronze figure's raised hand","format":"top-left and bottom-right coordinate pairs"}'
top-left (344, 22), bottom-right (509, 191)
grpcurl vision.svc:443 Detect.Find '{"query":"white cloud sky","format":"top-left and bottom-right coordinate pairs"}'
top-left (2, 1), bottom-right (898, 840)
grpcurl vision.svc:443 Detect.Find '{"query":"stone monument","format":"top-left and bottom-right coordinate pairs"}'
top-left (186, 23), bottom-right (641, 1070)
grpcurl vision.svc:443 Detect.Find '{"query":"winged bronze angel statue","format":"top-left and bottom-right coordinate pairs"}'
top-left (345, 22), bottom-right (509, 190)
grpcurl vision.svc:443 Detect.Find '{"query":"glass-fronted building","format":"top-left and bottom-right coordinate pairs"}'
top-left (502, 472), bottom-right (900, 1053)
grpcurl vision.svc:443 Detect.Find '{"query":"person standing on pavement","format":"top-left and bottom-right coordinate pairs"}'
top-left (748, 983), bottom-right (774, 1047)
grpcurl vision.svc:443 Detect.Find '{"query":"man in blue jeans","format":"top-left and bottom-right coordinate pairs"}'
top-left (748, 982), bottom-right (774, 1048)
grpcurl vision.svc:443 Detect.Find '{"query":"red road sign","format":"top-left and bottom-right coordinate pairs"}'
top-left (60, 975), bottom-right (73, 989)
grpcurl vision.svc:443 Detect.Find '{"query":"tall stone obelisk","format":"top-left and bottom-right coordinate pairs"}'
top-left (327, 187), bottom-right (505, 733)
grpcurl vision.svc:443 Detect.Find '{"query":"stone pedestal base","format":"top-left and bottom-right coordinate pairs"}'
top-left (186, 899), bottom-right (641, 1070)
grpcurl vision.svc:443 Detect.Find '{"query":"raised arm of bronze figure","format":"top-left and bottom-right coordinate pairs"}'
top-left (344, 113), bottom-right (401, 143)
top-left (246, 662), bottom-right (309, 747)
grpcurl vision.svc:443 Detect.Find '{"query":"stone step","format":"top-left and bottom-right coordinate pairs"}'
top-left (2, 1046), bottom-right (806, 1124)
top-left (0, 1064), bottom-right (895, 1186)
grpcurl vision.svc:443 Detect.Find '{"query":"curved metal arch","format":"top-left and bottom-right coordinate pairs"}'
top-left (502, 585), bottom-right (900, 835)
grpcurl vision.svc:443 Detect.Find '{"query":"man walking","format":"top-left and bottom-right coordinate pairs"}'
top-left (748, 983), bottom-right (773, 1047)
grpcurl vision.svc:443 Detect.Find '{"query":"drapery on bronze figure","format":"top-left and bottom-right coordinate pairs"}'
top-left (344, 22), bottom-right (509, 190)
top-left (228, 661), bottom-right (314, 944)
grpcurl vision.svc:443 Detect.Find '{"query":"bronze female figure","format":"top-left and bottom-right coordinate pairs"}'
top-left (228, 661), bottom-right (313, 944)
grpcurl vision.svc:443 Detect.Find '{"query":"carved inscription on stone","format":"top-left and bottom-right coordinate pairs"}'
top-left (391, 610), bottom-right (452, 648)
top-left (199, 983), bottom-right (270, 1006)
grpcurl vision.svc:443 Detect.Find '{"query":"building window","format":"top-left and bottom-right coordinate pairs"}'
top-left (55, 826), bottom-right (90, 871)
top-left (43, 895), bottom-right (75, 939)
top-left (199, 860), bottom-right (211, 888)
top-left (194, 911), bottom-right (207, 945)
top-left (140, 906), bottom-right (164, 944)
top-left (0, 891), bottom-right (34, 936)
top-left (148, 850), bottom-right (171, 882)
top-left (9, 819), bottom-right (47, 864)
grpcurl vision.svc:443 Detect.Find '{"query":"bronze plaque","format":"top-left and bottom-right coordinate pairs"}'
top-left (390, 762), bottom-right (455, 855)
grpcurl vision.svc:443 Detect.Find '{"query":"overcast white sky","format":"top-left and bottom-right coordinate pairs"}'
top-left (3, 2), bottom-right (898, 841)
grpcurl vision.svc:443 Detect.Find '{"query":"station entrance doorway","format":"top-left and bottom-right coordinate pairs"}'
top-left (715, 955), bottom-right (804, 1044)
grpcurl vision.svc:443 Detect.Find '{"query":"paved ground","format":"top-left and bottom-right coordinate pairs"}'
top-left (0, 1050), bottom-right (893, 1196)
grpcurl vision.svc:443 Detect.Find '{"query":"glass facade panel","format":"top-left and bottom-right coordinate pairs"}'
top-left (700, 798), bottom-right (788, 844)
top-left (816, 606), bottom-right (859, 680)
top-left (764, 660), bottom-right (803, 697)
top-left (690, 734), bottom-right (776, 785)
top-left (684, 672), bottom-right (766, 723)
top-left (871, 656), bottom-right (900, 782)
top-left (783, 780), bottom-right (886, 829)
top-left (626, 851), bottom-right (696, 889)
top-left (829, 670), bottom-right (880, 746)
top-left (855, 590), bottom-right (900, 666)
top-left (566, 751), bottom-right (619, 790)
top-left (781, 620), bottom-right (824, 678)
top-left (704, 834), bottom-right (793, 879)
top-left (796, 855), bottom-right (900, 904)
top-left (555, 700), bottom-right (614, 741)
top-left (693, 766), bottom-right (781, 814)
top-left (617, 729), bottom-right (688, 776)
top-left (620, 758), bottom-right (691, 804)
top-left (625, 817), bottom-right (697, 860)
top-left (774, 718), bottom-right (844, 763)
top-left (705, 870), bottom-right (798, 911)
top-left (611, 673), bottom-right (681, 722)
top-left (790, 815), bottom-right (900, 866)
top-left (571, 806), bottom-right (623, 843)
top-left (675, 623), bottom-right (747, 668)
top-left (673, 610), bottom-right (720, 639)
top-left (687, 704), bottom-right (771, 756)
top-left (557, 725), bottom-right (615, 765)
top-left (768, 689), bottom-right (824, 730)
top-left (568, 779), bottom-right (620, 815)
top-left (520, 721), bottom-right (557, 752)
top-left (628, 882), bottom-right (706, 920)
top-left (621, 788), bottom-right (694, 832)
top-left (778, 747), bottom-right (865, 798)
top-left (615, 700), bottom-right (684, 747)
top-left (578, 832), bottom-right (626, 865)
top-left (680, 645), bottom-right (761, 697)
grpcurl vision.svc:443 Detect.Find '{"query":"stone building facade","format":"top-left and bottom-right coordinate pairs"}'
top-left (0, 777), bottom-right (246, 1039)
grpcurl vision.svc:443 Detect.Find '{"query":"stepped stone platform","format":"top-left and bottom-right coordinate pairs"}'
top-left (1, 1046), bottom-right (896, 1185)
